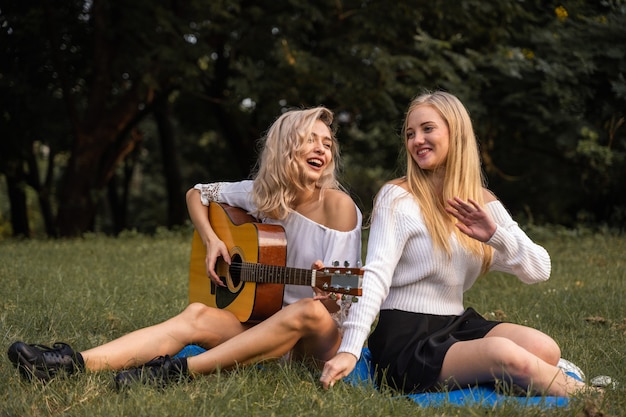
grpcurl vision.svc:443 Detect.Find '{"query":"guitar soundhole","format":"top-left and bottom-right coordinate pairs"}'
top-left (229, 253), bottom-right (243, 287)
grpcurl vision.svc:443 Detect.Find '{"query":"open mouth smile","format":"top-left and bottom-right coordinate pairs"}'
top-left (307, 158), bottom-right (324, 168)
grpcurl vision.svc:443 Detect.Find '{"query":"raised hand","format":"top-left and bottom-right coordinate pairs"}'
top-left (445, 197), bottom-right (497, 242)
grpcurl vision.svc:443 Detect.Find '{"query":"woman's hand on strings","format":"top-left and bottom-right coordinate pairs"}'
top-left (205, 238), bottom-right (231, 287)
top-left (311, 260), bottom-right (341, 313)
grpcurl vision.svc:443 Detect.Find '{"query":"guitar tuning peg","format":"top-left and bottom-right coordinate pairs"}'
top-left (352, 296), bottom-right (359, 303)
top-left (357, 260), bottom-right (362, 268)
top-left (332, 260), bottom-right (339, 267)
top-left (329, 293), bottom-right (337, 301)
top-left (344, 260), bottom-right (350, 267)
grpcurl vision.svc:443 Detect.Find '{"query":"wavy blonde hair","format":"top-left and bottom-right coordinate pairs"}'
top-left (403, 91), bottom-right (493, 273)
top-left (252, 107), bottom-right (341, 219)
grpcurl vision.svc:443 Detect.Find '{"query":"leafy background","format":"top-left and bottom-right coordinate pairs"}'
top-left (1, 0), bottom-right (625, 238)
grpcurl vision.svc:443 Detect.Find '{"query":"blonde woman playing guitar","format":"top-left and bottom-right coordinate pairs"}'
top-left (8, 107), bottom-right (363, 388)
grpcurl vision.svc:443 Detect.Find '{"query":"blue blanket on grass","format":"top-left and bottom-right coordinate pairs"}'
top-left (175, 345), bottom-right (574, 408)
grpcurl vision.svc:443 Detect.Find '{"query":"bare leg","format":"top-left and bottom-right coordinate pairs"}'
top-left (486, 323), bottom-right (561, 365)
top-left (187, 298), bottom-right (340, 374)
top-left (82, 303), bottom-right (247, 370)
top-left (438, 324), bottom-right (586, 397)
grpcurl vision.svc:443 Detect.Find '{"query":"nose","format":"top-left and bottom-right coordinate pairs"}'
top-left (312, 138), bottom-right (324, 153)
top-left (409, 132), bottom-right (424, 146)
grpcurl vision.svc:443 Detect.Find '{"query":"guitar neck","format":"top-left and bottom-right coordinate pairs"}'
top-left (235, 262), bottom-right (315, 286)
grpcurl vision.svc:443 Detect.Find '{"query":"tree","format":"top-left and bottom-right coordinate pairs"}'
top-left (1, 0), bottom-right (625, 237)
top-left (1, 0), bottom-right (200, 236)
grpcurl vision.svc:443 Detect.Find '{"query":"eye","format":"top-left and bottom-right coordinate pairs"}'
top-left (323, 141), bottom-right (332, 150)
top-left (406, 130), bottom-right (415, 140)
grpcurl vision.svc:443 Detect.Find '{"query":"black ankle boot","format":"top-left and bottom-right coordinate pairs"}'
top-left (7, 341), bottom-right (85, 382)
top-left (114, 355), bottom-right (190, 389)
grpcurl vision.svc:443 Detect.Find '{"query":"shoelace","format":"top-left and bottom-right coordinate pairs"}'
top-left (25, 344), bottom-right (62, 361)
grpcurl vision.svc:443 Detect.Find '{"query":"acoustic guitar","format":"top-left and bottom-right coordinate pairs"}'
top-left (189, 202), bottom-right (363, 324)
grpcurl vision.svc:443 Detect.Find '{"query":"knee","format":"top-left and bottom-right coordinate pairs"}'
top-left (181, 302), bottom-right (210, 319)
top-left (287, 298), bottom-right (332, 328)
top-left (543, 338), bottom-right (561, 365)
top-left (525, 334), bottom-right (561, 366)
top-left (492, 325), bottom-right (562, 366)
top-left (179, 302), bottom-right (221, 329)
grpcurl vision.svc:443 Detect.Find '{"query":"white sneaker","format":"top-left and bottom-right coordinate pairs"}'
top-left (590, 375), bottom-right (617, 389)
top-left (557, 358), bottom-right (586, 382)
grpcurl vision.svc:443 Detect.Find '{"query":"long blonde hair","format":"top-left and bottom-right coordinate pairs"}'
top-left (403, 91), bottom-right (493, 273)
top-left (252, 107), bottom-right (341, 219)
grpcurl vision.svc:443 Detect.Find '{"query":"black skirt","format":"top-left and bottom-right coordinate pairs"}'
top-left (368, 307), bottom-right (501, 393)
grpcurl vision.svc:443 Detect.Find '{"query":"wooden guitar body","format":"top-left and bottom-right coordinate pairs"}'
top-left (189, 202), bottom-right (363, 324)
top-left (188, 203), bottom-right (287, 324)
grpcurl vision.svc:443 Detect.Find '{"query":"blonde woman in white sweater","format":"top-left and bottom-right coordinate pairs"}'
top-left (320, 91), bottom-right (589, 397)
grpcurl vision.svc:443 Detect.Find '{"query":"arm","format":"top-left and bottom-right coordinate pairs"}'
top-left (446, 192), bottom-right (550, 283)
top-left (321, 184), bottom-right (405, 388)
top-left (185, 187), bottom-right (230, 286)
top-left (485, 202), bottom-right (551, 283)
top-left (315, 190), bottom-right (362, 312)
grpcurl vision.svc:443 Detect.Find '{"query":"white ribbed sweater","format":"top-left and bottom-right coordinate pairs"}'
top-left (339, 184), bottom-right (551, 359)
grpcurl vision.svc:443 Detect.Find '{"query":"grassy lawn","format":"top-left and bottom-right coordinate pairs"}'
top-left (1, 227), bottom-right (624, 416)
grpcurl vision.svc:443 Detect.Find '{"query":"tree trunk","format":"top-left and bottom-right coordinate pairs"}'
top-left (55, 138), bottom-right (105, 236)
top-left (56, 126), bottom-right (145, 237)
top-left (154, 94), bottom-right (186, 227)
top-left (26, 144), bottom-right (57, 237)
top-left (5, 168), bottom-right (30, 238)
top-left (106, 133), bottom-right (142, 234)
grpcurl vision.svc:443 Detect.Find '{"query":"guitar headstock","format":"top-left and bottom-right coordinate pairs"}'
top-left (314, 266), bottom-right (363, 297)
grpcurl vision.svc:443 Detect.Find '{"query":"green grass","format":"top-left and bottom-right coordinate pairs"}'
top-left (1, 227), bottom-right (624, 416)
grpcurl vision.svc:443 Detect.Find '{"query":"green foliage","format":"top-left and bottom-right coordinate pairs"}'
top-left (1, 232), bottom-right (624, 416)
top-left (1, 0), bottom-right (625, 235)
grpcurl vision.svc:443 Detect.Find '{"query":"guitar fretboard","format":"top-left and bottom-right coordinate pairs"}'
top-left (233, 261), bottom-right (316, 286)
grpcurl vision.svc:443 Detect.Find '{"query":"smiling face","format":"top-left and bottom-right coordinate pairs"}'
top-left (405, 104), bottom-right (450, 172)
top-left (299, 119), bottom-right (334, 185)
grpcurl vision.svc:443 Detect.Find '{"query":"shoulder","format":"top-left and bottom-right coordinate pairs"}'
top-left (374, 178), bottom-right (410, 203)
top-left (388, 177), bottom-right (408, 190)
top-left (323, 188), bottom-right (354, 207)
top-left (322, 189), bottom-right (359, 232)
top-left (482, 187), bottom-right (498, 203)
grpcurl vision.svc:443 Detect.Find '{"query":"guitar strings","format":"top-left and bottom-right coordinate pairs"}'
top-left (221, 262), bottom-right (360, 295)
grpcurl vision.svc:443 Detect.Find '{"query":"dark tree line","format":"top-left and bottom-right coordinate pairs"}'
top-left (1, 0), bottom-right (625, 238)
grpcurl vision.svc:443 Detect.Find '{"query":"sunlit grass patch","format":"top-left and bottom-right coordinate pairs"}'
top-left (1, 230), bottom-right (624, 416)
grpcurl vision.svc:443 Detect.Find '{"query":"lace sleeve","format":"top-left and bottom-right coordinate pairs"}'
top-left (193, 183), bottom-right (223, 206)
